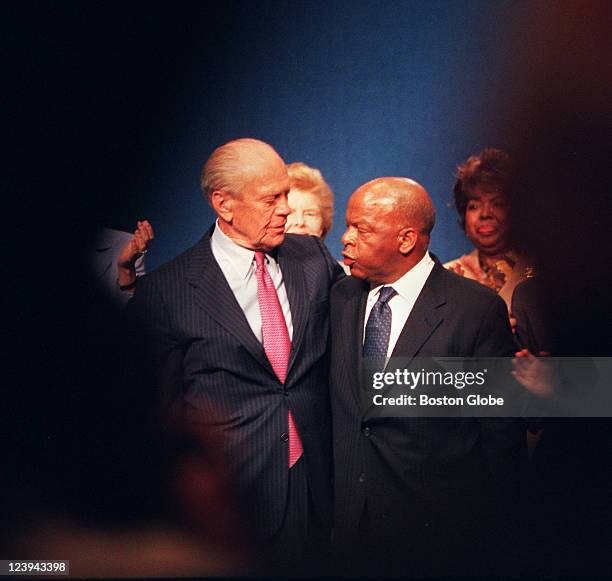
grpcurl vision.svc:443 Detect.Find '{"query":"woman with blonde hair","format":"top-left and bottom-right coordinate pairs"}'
top-left (285, 162), bottom-right (334, 240)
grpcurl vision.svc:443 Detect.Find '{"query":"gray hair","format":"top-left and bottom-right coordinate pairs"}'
top-left (201, 138), bottom-right (280, 203)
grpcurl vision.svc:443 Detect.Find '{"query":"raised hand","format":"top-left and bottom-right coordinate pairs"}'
top-left (117, 220), bottom-right (154, 289)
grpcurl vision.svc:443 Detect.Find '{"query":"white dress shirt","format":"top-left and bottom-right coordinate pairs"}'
top-left (210, 221), bottom-right (293, 343)
top-left (363, 251), bottom-right (435, 358)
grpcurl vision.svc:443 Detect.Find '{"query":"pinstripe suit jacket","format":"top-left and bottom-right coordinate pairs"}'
top-left (330, 260), bottom-right (527, 547)
top-left (129, 228), bottom-right (343, 538)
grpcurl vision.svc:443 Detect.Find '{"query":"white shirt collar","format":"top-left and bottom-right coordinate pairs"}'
top-left (369, 251), bottom-right (435, 300)
top-left (211, 220), bottom-right (257, 280)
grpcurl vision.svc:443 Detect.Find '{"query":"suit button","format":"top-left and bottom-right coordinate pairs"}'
top-left (283, 390), bottom-right (289, 397)
top-left (363, 427), bottom-right (371, 437)
top-left (358, 472), bottom-right (366, 483)
top-left (280, 433), bottom-right (289, 442)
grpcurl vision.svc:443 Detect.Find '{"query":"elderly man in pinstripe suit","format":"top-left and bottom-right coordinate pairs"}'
top-left (129, 139), bottom-right (343, 571)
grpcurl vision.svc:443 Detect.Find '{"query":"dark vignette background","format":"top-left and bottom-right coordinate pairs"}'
top-left (4, 0), bottom-right (611, 575)
top-left (6, 0), bottom-right (523, 266)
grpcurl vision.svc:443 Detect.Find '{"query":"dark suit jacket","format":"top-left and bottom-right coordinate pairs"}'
top-left (330, 260), bottom-right (527, 571)
top-left (128, 229), bottom-right (343, 538)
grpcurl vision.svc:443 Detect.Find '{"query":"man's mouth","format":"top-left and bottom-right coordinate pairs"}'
top-left (342, 253), bottom-right (355, 266)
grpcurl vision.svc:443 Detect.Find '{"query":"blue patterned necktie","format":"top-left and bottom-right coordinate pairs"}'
top-left (363, 286), bottom-right (397, 372)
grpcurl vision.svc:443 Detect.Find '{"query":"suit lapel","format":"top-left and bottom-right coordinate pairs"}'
top-left (185, 231), bottom-right (276, 379)
top-left (276, 246), bottom-right (308, 375)
top-left (337, 278), bottom-right (369, 411)
top-left (390, 261), bottom-right (447, 362)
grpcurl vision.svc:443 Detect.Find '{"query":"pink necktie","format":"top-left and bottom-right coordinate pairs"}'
top-left (254, 251), bottom-right (303, 468)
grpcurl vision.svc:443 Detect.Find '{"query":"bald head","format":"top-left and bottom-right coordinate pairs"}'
top-left (201, 138), bottom-right (286, 202)
top-left (352, 177), bottom-right (435, 236)
top-left (341, 177), bottom-right (436, 285)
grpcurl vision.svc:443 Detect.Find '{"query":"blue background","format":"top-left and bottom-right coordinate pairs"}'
top-left (91, 1), bottom-right (518, 266)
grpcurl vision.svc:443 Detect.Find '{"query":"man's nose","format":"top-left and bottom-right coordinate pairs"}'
top-left (276, 194), bottom-right (291, 216)
top-left (341, 228), bottom-right (353, 245)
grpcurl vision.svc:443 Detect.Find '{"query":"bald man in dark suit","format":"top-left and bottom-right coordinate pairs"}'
top-left (332, 177), bottom-right (527, 576)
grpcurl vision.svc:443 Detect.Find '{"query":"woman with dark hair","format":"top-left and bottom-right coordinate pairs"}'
top-left (444, 148), bottom-right (531, 309)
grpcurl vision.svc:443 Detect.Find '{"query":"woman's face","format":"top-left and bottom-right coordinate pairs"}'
top-left (285, 189), bottom-right (324, 238)
top-left (464, 187), bottom-right (510, 255)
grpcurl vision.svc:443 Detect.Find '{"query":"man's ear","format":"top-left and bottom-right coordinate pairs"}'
top-left (398, 227), bottom-right (417, 255)
top-left (211, 190), bottom-right (234, 222)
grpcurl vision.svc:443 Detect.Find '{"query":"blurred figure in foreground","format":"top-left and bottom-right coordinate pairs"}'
top-left (3, 237), bottom-right (247, 578)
